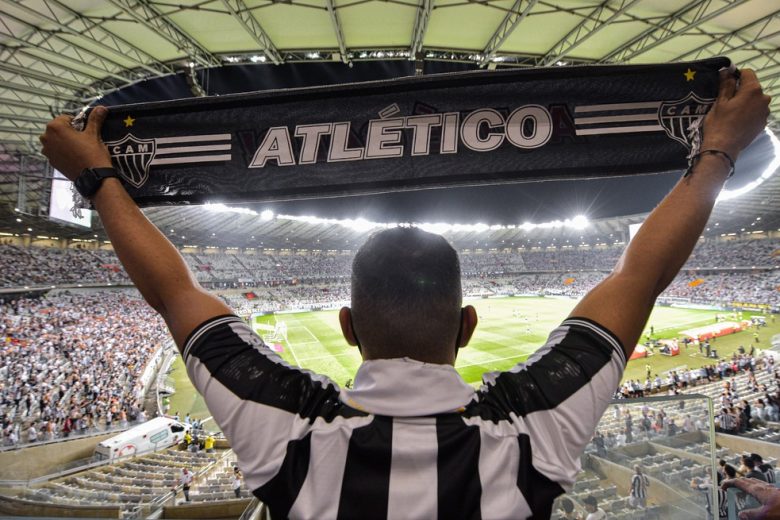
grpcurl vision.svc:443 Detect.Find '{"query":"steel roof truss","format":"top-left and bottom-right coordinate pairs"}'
top-left (601, 0), bottom-right (742, 63)
top-left (538, 0), bottom-right (642, 66)
top-left (220, 0), bottom-right (283, 65)
top-left (0, 11), bottom-right (138, 84)
top-left (326, 0), bottom-right (349, 64)
top-left (107, 0), bottom-right (222, 68)
top-left (410, 0), bottom-right (432, 57)
top-left (479, 0), bottom-right (540, 67)
top-left (673, 8), bottom-right (780, 62)
top-left (3, 0), bottom-right (175, 79)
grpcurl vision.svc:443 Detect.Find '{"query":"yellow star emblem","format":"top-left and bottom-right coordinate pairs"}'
top-left (683, 68), bottom-right (696, 82)
top-left (123, 115), bottom-right (135, 127)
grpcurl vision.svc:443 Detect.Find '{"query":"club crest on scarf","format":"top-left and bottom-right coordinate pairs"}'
top-left (106, 134), bottom-right (156, 188)
top-left (105, 133), bottom-right (233, 188)
top-left (658, 93), bottom-right (715, 149)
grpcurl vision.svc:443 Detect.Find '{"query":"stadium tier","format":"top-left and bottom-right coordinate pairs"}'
top-left (1, 236), bottom-right (778, 309)
top-left (0, 292), bottom-right (167, 447)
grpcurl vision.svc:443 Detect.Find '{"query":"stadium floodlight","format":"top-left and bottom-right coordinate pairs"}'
top-left (260, 210), bottom-right (274, 221)
top-left (569, 215), bottom-right (589, 230)
top-left (717, 128), bottom-right (780, 202)
top-left (343, 218), bottom-right (379, 232)
top-left (417, 222), bottom-right (454, 234)
top-left (204, 203), bottom-right (258, 216)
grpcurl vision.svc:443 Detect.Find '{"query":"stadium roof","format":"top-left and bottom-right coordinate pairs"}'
top-left (0, 0), bottom-right (779, 242)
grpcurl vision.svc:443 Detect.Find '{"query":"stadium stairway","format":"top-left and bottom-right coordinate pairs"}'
top-left (10, 447), bottom-right (219, 516)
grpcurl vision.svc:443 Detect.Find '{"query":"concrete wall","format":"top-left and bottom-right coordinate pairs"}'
top-left (0, 433), bottom-right (113, 480)
top-left (163, 499), bottom-right (251, 519)
top-left (716, 432), bottom-right (780, 461)
top-left (650, 441), bottom-right (711, 466)
top-left (0, 495), bottom-right (119, 518)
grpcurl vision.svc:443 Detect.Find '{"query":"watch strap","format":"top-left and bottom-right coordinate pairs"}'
top-left (74, 167), bottom-right (118, 199)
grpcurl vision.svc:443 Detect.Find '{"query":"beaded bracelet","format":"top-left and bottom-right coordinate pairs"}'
top-left (683, 149), bottom-right (735, 178)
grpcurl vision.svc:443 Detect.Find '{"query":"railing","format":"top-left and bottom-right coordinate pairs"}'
top-left (0, 418), bottom-right (148, 453)
top-left (563, 394), bottom-right (718, 520)
top-left (154, 342), bottom-right (179, 416)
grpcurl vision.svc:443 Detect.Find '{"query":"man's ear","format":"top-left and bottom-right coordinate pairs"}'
top-left (339, 307), bottom-right (359, 347)
top-left (457, 305), bottom-right (478, 349)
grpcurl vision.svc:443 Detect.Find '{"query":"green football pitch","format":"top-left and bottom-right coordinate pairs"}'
top-left (166, 297), bottom-right (778, 420)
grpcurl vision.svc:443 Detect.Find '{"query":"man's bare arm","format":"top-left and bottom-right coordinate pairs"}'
top-left (569, 69), bottom-right (771, 357)
top-left (39, 108), bottom-right (232, 350)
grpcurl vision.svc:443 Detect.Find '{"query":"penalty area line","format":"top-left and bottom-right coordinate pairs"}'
top-left (274, 315), bottom-right (302, 367)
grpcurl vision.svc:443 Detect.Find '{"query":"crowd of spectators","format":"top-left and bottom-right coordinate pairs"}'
top-left (0, 291), bottom-right (167, 447)
top-left (1, 236), bottom-right (776, 289)
top-left (0, 245), bottom-right (130, 287)
top-left (615, 351), bottom-right (780, 438)
top-left (661, 270), bottom-right (780, 305)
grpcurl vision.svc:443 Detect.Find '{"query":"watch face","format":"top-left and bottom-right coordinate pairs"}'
top-left (75, 169), bottom-right (99, 198)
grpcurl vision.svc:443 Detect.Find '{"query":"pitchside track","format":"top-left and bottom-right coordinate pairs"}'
top-left (168, 297), bottom-right (778, 418)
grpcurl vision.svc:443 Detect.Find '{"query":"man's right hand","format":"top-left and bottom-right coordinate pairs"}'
top-left (39, 106), bottom-right (112, 181)
top-left (722, 478), bottom-right (780, 520)
top-left (702, 69), bottom-right (772, 161)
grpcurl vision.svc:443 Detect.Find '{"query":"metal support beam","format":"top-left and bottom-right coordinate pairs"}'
top-left (0, 125), bottom-right (40, 134)
top-left (16, 155), bottom-right (27, 213)
top-left (601, 0), bottom-right (741, 63)
top-left (0, 80), bottom-right (79, 101)
top-left (0, 113), bottom-right (50, 125)
top-left (538, 0), bottom-right (641, 66)
top-left (410, 0), bottom-right (433, 57)
top-left (0, 43), bottom-right (102, 82)
top-left (221, 0), bottom-right (283, 65)
top-left (1, 95), bottom-right (59, 115)
top-left (672, 8), bottom-right (780, 62)
top-left (108, 0), bottom-right (222, 67)
top-left (0, 11), bottom-right (136, 85)
top-left (1, 0), bottom-right (174, 78)
top-left (479, 0), bottom-right (539, 67)
top-left (0, 61), bottom-right (85, 91)
top-left (326, 0), bottom-right (349, 64)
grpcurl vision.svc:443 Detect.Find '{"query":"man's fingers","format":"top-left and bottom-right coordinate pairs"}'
top-left (85, 106), bottom-right (108, 137)
top-left (718, 68), bottom-right (737, 102)
top-left (738, 69), bottom-right (760, 88)
top-left (739, 505), bottom-right (768, 520)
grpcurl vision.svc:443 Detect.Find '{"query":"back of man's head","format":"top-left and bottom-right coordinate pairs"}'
top-left (351, 227), bottom-right (462, 363)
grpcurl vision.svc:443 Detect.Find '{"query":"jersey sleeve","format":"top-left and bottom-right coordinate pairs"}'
top-left (472, 317), bottom-right (626, 490)
top-left (182, 314), bottom-right (348, 492)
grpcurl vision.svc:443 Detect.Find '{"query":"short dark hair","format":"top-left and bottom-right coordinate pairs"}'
top-left (583, 496), bottom-right (597, 507)
top-left (351, 227), bottom-right (462, 362)
top-left (744, 456), bottom-right (756, 470)
top-left (724, 464), bottom-right (737, 478)
top-left (751, 453), bottom-right (764, 464)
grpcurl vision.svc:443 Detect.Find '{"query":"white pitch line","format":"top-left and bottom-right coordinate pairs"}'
top-left (651, 315), bottom-right (720, 333)
top-left (275, 316), bottom-right (302, 367)
top-left (298, 351), bottom-right (355, 362)
top-left (302, 326), bottom-right (321, 344)
top-left (456, 353), bottom-right (528, 369)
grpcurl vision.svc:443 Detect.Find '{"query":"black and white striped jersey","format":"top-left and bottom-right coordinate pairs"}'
top-left (630, 473), bottom-right (649, 499)
top-left (184, 314), bottom-right (625, 520)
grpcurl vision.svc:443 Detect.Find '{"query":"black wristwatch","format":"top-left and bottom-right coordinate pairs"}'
top-left (74, 167), bottom-right (119, 199)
